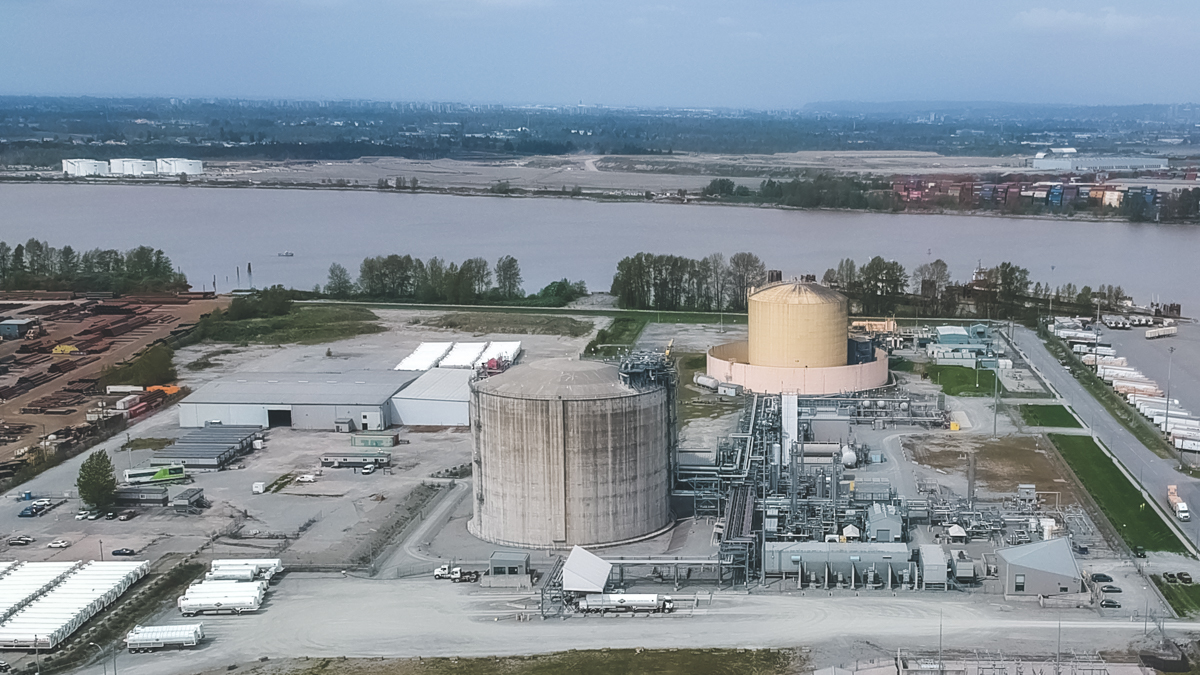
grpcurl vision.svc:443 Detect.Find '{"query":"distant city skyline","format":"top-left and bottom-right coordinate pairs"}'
top-left (1, 0), bottom-right (1196, 108)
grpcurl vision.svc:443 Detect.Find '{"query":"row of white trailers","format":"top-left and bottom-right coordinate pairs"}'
top-left (1071, 336), bottom-right (1200, 449)
top-left (177, 559), bottom-right (283, 617)
top-left (0, 561), bottom-right (148, 650)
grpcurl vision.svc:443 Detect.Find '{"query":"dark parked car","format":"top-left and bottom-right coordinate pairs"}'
top-left (110, 548), bottom-right (136, 556)
top-left (1091, 573), bottom-right (1113, 583)
top-left (6, 536), bottom-right (32, 546)
top-left (1179, 572), bottom-right (1193, 584)
top-left (1163, 572), bottom-right (1178, 583)
top-left (1100, 599), bottom-right (1121, 609)
top-left (117, 510), bottom-right (137, 521)
top-left (1101, 585), bottom-right (1122, 593)
top-left (104, 511), bottom-right (118, 520)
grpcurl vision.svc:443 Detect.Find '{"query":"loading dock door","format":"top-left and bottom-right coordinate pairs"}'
top-left (267, 409), bottom-right (293, 427)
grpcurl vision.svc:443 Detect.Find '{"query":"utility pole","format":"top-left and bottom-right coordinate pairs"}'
top-left (1166, 346), bottom-right (1177, 463)
top-left (992, 367), bottom-right (1000, 438)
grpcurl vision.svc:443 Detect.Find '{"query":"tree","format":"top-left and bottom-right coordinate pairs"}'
top-left (727, 252), bottom-right (767, 311)
top-left (702, 178), bottom-right (736, 197)
top-left (834, 258), bottom-right (857, 289)
top-left (409, 177), bottom-right (419, 190)
top-left (857, 256), bottom-right (908, 315)
top-left (494, 255), bottom-right (523, 299)
top-left (996, 262), bottom-right (1030, 317)
top-left (325, 262), bottom-right (355, 298)
top-left (911, 259), bottom-right (951, 297)
top-left (76, 451), bottom-right (118, 510)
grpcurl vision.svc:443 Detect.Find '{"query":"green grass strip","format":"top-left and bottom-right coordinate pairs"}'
top-left (1019, 404), bottom-right (1082, 428)
top-left (1050, 434), bottom-right (1186, 553)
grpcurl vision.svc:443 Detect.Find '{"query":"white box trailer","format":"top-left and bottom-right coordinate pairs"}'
top-left (187, 576), bottom-right (267, 590)
top-left (178, 595), bottom-right (260, 617)
top-left (1175, 438), bottom-right (1200, 452)
top-left (1147, 326), bottom-right (1179, 339)
top-left (126, 623), bottom-right (204, 652)
top-left (205, 568), bottom-right (256, 582)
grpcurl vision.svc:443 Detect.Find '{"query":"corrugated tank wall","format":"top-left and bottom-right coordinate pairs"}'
top-left (469, 385), bottom-right (671, 549)
top-left (747, 283), bottom-right (848, 369)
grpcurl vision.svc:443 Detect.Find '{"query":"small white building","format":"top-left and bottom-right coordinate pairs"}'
top-left (109, 158), bottom-right (157, 176)
top-left (156, 158), bottom-right (204, 176)
top-left (62, 159), bottom-right (110, 177)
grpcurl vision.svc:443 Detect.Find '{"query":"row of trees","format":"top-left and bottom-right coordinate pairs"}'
top-left (702, 175), bottom-right (894, 210)
top-left (0, 239), bottom-right (187, 293)
top-left (324, 254), bottom-right (586, 307)
top-left (609, 252), bottom-right (767, 312)
top-left (611, 250), bottom-right (1128, 320)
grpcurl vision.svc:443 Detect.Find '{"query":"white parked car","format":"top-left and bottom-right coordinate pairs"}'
top-left (32, 500), bottom-right (51, 508)
top-left (296, 475), bottom-right (316, 483)
top-left (48, 540), bottom-right (70, 549)
top-left (75, 511), bottom-right (91, 520)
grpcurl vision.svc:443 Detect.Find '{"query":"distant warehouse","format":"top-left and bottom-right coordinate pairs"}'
top-left (1031, 150), bottom-right (1168, 172)
top-left (61, 157), bottom-right (204, 177)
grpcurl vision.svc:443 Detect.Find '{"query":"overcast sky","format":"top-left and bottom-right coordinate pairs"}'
top-left (2, 0), bottom-right (1195, 108)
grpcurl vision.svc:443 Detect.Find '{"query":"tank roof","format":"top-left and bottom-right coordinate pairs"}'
top-left (472, 358), bottom-right (640, 400)
top-left (750, 281), bottom-right (845, 305)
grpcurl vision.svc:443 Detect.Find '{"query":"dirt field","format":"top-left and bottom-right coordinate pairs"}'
top-left (905, 434), bottom-right (1079, 502)
top-left (204, 150), bottom-right (1028, 194)
top-left (192, 649), bottom-right (802, 675)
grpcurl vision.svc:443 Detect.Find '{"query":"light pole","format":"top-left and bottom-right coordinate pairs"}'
top-left (90, 642), bottom-right (108, 675)
top-left (99, 539), bottom-right (104, 562)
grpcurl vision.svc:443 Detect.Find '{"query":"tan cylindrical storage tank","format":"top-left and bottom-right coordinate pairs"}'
top-left (469, 358), bottom-right (671, 549)
top-left (747, 282), bottom-right (848, 369)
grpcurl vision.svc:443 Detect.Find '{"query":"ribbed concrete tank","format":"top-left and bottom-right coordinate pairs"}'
top-left (469, 358), bottom-right (671, 549)
top-left (747, 281), bottom-right (848, 368)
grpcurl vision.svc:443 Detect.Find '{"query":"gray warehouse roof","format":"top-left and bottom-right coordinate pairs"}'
top-left (392, 368), bottom-right (473, 402)
top-left (472, 358), bottom-right (637, 400)
top-left (182, 372), bottom-right (419, 406)
top-left (997, 537), bottom-right (1080, 578)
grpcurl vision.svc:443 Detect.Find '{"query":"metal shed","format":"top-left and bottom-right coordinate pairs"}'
top-left (996, 537), bottom-right (1082, 597)
top-left (114, 486), bottom-right (168, 507)
top-left (762, 542), bottom-right (913, 589)
top-left (0, 320), bottom-right (37, 340)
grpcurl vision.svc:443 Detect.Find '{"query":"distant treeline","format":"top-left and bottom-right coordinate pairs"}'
top-left (612, 250), bottom-right (1130, 321)
top-left (701, 177), bottom-right (1200, 224)
top-left (321, 254), bottom-right (587, 307)
top-left (0, 239), bottom-right (187, 294)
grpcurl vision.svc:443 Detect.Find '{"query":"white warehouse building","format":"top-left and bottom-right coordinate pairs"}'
top-left (178, 370), bottom-right (471, 430)
top-left (109, 158), bottom-right (158, 176)
top-left (157, 158), bottom-right (204, 175)
top-left (62, 159), bottom-right (110, 177)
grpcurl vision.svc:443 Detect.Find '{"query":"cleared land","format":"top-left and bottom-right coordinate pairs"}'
top-left (197, 305), bottom-right (384, 344)
top-left (418, 312), bottom-right (594, 337)
top-left (1049, 434), bottom-right (1186, 553)
top-left (1019, 404), bottom-right (1081, 428)
top-left (225, 649), bottom-right (801, 675)
top-left (906, 435), bottom-right (1077, 500)
top-left (1152, 574), bottom-right (1200, 616)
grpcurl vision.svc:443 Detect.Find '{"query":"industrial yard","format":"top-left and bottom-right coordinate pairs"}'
top-left (0, 286), bottom-right (1195, 675)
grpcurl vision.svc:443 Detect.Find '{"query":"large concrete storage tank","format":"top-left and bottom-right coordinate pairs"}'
top-left (747, 282), bottom-right (848, 369)
top-left (469, 358), bottom-right (671, 549)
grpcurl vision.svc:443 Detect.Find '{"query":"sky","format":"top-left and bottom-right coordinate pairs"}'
top-left (1, 0), bottom-right (1196, 108)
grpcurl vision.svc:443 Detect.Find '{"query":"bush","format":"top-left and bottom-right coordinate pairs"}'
top-left (99, 343), bottom-right (176, 387)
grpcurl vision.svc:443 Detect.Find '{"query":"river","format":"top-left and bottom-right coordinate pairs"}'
top-left (2, 183), bottom-right (1197, 313)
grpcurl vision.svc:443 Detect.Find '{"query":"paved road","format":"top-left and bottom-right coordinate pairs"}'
top-left (1011, 327), bottom-right (1200, 547)
top-left (64, 575), bottom-right (1200, 675)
